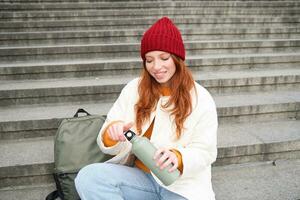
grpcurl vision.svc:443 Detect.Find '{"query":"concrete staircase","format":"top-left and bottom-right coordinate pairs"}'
top-left (0, 0), bottom-right (300, 199)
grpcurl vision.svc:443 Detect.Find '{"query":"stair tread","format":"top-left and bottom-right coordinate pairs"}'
top-left (0, 67), bottom-right (299, 90)
top-left (0, 88), bottom-right (299, 123)
top-left (1, 38), bottom-right (299, 49)
top-left (1, 51), bottom-right (300, 68)
top-left (1, 1), bottom-right (299, 8)
top-left (0, 0), bottom-right (299, 198)
top-left (0, 184), bottom-right (56, 200)
top-left (1, 16), bottom-right (299, 23)
top-left (1, 27), bottom-right (298, 35)
top-left (0, 137), bottom-right (54, 168)
top-left (212, 159), bottom-right (300, 200)
top-left (0, 101), bottom-right (112, 122)
top-left (0, 159), bottom-right (299, 200)
top-left (218, 120), bottom-right (300, 147)
top-left (0, 119), bottom-right (299, 168)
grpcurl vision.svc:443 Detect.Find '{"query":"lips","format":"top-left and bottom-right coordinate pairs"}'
top-left (154, 71), bottom-right (167, 79)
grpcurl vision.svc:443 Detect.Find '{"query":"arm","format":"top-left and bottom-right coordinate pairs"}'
top-left (96, 78), bottom-right (139, 155)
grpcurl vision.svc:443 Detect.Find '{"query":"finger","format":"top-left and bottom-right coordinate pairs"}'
top-left (167, 153), bottom-right (178, 172)
top-left (159, 151), bottom-right (178, 169)
top-left (117, 125), bottom-right (126, 141)
top-left (108, 126), bottom-right (118, 141)
top-left (156, 151), bottom-right (170, 167)
top-left (118, 132), bottom-right (126, 141)
top-left (109, 123), bottom-right (123, 141)
top-left (153, 148), bottom-right (164, 160)
top-left (123, 122), bottom-right (134, 132)
top-left (160, 158), bottom-right (173, 170)
top-left (168, 162), bottom-right (178, 172)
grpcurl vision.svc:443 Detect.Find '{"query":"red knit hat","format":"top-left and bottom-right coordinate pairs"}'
top-left (141, 17), bottom-right (185, 61)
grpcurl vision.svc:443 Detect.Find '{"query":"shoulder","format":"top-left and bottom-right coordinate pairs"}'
top-left (120, 77), bottom-right (140, 95)
top-left (122, 77), bottom-right (140, 92)
top-left (192, 82), bottom-right (216, 112)
top-left (117, 77), bottom-right (140, 104)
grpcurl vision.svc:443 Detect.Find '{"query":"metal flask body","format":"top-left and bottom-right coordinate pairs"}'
top-left (124, 130), bottom-right (180, 186)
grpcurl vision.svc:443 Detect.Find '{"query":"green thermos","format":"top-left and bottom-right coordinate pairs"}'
top-left (124, 130), bottom-right (180, 186)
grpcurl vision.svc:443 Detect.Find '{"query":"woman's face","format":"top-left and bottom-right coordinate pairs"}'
top-left (145, 51), bottom-right (176, 87)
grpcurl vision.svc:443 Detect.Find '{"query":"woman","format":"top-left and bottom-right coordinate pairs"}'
top-left (75, 17), bottom-right (218, 200)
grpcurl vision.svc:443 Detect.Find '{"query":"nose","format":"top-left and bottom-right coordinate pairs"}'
top-left (153, 59), bottom-right (163, 71)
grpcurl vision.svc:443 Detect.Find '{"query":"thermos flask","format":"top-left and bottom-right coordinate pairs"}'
top-left (124, 130), bottom-right (180, 186)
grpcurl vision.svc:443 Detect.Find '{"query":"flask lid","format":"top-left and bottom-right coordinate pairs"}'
top-left (124, 130), bottom-right (136, 141)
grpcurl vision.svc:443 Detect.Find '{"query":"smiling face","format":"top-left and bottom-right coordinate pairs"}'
top-left (145, 51), bottom-right (176, 87)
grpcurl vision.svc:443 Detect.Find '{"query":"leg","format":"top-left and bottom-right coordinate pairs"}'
top-left (145, 174), bottom-right (187, 200)
top-left (159, 187), bottom-right (187, 200)
top-left (75, 163), bottom-right (159, 200)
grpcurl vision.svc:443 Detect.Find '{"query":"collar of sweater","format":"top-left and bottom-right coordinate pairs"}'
top-left (159, 86), bottom-right (171, 96)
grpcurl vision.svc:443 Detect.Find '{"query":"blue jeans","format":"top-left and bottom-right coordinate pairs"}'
top-left (75, 163), bottom-right (187, 200)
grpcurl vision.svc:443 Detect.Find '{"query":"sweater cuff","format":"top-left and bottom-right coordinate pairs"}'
top-left (171, 149), bottom-right (183, 174)
top-left (102, 120), bottom-right (123, 147)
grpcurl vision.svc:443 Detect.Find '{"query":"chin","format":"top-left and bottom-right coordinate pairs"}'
top-left (156, 79), bottom-right (167, 84)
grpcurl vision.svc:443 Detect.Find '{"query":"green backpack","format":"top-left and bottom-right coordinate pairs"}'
top-left (46, 109), bottom-right (113, 200)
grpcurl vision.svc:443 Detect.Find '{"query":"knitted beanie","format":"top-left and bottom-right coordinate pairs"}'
top-left (140, 17), bottom-right (185, 61)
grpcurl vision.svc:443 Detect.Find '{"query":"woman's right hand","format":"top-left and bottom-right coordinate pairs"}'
top-left (107, 121), bottom-right (134, 142)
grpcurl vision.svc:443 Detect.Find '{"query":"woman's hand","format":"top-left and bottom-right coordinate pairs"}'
top-left (153, 148), bottom-right (178, 172)
top-left (107, 121), bottom-right (133, 142)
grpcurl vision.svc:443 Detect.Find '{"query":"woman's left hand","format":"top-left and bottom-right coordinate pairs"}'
top-left (153, 148), bottom-right (178, 172)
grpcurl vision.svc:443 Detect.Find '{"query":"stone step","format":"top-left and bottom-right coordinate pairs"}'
top-left (1, 39), bottom-right (299, 62)
top-left (217, 120), bottom-right (300, 166)
top-left (1, 17), bottom-right (299, 32)
top-left (1, 1), bottom-right (300, 11)
top-left (2, 23), bottom-right (298, 33)
top-left (1, 67), bottom-right (299, 106)
top-left (1, 27), bottom-right (300, 47)
top-left (0, 184), bottom-right (56, 200)
top-left (212, 159), bottom-right (300, 200)
top-left (0, 0), bottom-right (298, 198)
top-left (1, 0), bottom-right (297, 2)
top-left (0, 89), bottom-right (299, 140)
top-left (1, 158), bottom-right (300, 200)
top-left (1, 8), bottom-right (299, 22)
top-left (0, 119), bottom-right (299, 189)
top-left (1, 53), bottom-right (299, 80)
top-left (1, 159), bottom-right (299, 200)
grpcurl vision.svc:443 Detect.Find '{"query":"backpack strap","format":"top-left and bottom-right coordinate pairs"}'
top-left (73, 108), bottom-right (91, 117)
top-left (45, 174), bottom-right (64, 200)
top-left (45, 190), bottom-right (59, 200)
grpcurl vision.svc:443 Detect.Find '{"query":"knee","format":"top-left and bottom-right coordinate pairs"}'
top-left (75, 163), bottom-right (102, 190)
top-left (75, 163), bottom-right (116, 188)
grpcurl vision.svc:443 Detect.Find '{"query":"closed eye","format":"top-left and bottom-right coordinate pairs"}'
top-left (161, 56), bottom-right (170, 61)
top-left (146, 60), bottom-right (153, 63)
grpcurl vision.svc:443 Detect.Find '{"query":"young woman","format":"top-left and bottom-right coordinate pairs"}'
top-left (75, 17), bottom-right (218, 200)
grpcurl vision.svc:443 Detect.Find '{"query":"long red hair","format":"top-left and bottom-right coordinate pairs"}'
top-left (135, 55), bottom-right (195, 138)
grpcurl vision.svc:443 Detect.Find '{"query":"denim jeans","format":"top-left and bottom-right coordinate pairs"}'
top-left (75, 163), bottom-right (187, 200)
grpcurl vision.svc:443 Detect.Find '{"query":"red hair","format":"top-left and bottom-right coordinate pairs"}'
top-left (135, 55), bottom-right (195, 138)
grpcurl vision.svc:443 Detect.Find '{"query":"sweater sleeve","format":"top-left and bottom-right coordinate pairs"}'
top-left (102, 121), bottom-right (123, 147)
top-left (96, 78), bottom-right (139, 157)
top-left (170, 149), bottom-right (183, 174)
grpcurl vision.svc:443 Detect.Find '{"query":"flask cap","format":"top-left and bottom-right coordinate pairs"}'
top-left (124, 130), bottom-right (136, 141)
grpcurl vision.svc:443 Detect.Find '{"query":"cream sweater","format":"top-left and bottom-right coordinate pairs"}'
top-left (97, 78), bottom-right (218, 200)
